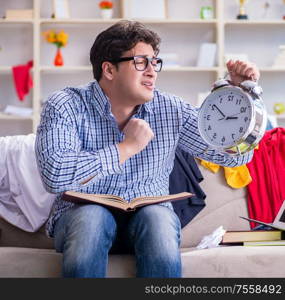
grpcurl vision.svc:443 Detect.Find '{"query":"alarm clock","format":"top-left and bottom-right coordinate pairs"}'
top-left (197, 78), bottom-right (267, 155)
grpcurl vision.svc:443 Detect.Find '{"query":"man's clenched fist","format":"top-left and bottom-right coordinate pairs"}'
top-left (117, 118), bottom-right (154, 164)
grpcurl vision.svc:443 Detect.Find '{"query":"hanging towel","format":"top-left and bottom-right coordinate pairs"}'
top-left (12, 60), bottom-right (33, 101)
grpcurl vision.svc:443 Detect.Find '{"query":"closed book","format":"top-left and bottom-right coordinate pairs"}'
top-left (244, 240), bottom-right (285, 246)
top-left (220, 230), bottom-right (284, 244)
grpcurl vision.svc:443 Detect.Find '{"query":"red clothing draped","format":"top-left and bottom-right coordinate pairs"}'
top-left (246, 128), bottom-right (285, 228)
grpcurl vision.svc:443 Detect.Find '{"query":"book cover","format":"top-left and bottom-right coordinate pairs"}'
top-left (62, 191), bottom-right (193, 212)
top-left (220, 230), bottom-right (284, 244)
top-left (244, 240), bottom-right (285, 246)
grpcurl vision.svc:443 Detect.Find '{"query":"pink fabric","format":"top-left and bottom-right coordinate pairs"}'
top-left (12, 60), bottom-right (33, 101)
top-left (246, 128), bottom-right (285, 228)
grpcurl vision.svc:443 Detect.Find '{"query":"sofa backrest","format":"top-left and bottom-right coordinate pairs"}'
top-left (0, 218), bottom-right (53, 249)
top-left (181, 164), bottom-right (250, 247)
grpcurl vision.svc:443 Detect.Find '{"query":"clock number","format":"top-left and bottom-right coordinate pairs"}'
top-left (232, 133), bottom-right (235, 140)
top-left (208, 125), bottom-right (212, 130)
top-left (228, 95), bottom-right (234, 101)
top-left (219, 98), bottom-right (223, 104)
top-left (206, 115), bottom-right (211, 120)
top-left (239, 127), bottom-right (243, 133)
top-left (236, 98), bottom-right (242, 105)
top-left (221, 136), bottom-right (225, 143)
top-left (244, 116), bottom-right (249, 122)
top-left (240, 107), bottom-right (247, 113)
top-left (213, 133), bottom-right (217, 139)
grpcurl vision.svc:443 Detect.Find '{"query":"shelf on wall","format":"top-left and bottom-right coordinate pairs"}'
top-left (40, 66), bottom-right (92, 73)
top-left (39, 66), bottom-right (219, 73)
top-left (40, 18), bottom-right (123, 24)
top-left (0, 67), bottom-right (12, 74)
top-left (163, 67), bottom-right (219, 72)
top-left (40, 18), bottom-right (218, 25)
top-left (1, 0), bottom-right (285, 136)
top-left (131, 19), bottom-right (218, 24)
top-left (219, 67), bottom-right (285, 73)
top-left (0, 19), bottom-right (34, 24)
top-left (276, 115), bottom-right (285, 120)
top-left (0, 67), bottom-right (34, 74)
top-left (0, 113), bottom-right (33, 120)
top-left (225, 20), bottom-right (285, 25)
top-left (260, 68), bottom-right (285, 72)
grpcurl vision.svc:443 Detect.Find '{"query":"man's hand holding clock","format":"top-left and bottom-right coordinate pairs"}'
top-left (198, 60), bottom-right (267, 156)
top-left (226, 59), bottom-right (260, 85)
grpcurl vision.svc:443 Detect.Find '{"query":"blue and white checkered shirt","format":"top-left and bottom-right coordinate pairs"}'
top-left (35, 80), bottom-right (253, 237)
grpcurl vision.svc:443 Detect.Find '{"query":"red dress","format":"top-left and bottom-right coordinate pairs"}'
top-left (246, 128), bottom-right (285, 228)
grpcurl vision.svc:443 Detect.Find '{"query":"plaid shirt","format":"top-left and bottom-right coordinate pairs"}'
top-left (35, 80), bottom-right (253, 237)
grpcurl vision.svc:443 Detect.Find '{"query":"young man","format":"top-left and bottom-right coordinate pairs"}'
top-left (35, 20), bottom-right (260, 278)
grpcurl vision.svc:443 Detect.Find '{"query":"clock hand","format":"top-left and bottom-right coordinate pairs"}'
top-left (219, 112), bottom-right (240, 121)
top-left (227, 112), bottom-right (241, 118)
top-left (212, 104), bottom-right (226, 118)
top-left (225, 116), bottom-right (238, 120)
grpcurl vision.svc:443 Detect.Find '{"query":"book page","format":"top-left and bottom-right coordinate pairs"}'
top-left (131, 192), bottom-right (192, 205)
top-left (64, 191), bottom-right (127, 204)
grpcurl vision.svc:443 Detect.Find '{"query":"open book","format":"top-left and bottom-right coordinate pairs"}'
top-left (62, 191), bottom-right (193, 212)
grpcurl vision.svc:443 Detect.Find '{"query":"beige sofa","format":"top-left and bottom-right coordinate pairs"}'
top-left (0, 164), bottom-right (284, 278)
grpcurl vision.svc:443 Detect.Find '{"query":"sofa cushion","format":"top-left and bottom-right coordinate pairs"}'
top-left (1, 246), bottom-right (285, 278)
top-left (0, 247), bottom-right (62, 278)
top-left (181, 246), bottom-right (285, 278)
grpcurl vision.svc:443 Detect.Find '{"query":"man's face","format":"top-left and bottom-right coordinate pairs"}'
top-left (113, 42), bottom-right (158, 106)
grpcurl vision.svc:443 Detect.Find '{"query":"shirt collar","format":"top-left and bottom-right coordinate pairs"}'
top-left (91, 80), bottom-right (154, 116)
top-left (91, 80), bottom-right (111, 116)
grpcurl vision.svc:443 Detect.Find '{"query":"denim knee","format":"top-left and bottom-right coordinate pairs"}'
top-left (54, 204), bottom-right (117, 253)
top-left (128, 204), bottom-right (181, 250)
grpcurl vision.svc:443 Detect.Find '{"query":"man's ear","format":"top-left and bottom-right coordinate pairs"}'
top-left (101, 62), bottom-right (116, 80)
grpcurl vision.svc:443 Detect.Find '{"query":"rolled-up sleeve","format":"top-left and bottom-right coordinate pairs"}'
top-left (178, 101), bottom-right (254, 167)
top-left (35, 92), bottom-right (122, 193)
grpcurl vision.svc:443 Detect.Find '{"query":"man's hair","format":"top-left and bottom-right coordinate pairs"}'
top-left (90, 20), bottom-right (161, 81)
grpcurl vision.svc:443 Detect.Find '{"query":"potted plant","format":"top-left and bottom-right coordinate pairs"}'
top-left (43, 30), bottom-right (68, 66)
top-left (99, 1), bottom-right (113, 19)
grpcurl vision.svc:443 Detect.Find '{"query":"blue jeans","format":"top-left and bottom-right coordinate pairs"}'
top-left (53, 204), bottom-right (182, 278)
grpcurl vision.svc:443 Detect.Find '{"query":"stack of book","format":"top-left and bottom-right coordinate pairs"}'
top-left (220, 230), bottom-right (285, 246)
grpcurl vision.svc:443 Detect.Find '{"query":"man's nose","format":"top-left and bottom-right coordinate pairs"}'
top-left (144, 62), bottom-right (156, 77)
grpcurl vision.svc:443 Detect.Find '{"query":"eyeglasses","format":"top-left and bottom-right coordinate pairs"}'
top-left (111, 55), bottom-right (163, 72)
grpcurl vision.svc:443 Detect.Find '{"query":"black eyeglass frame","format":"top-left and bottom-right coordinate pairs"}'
top-left (111, 55), bottom-right (163, 72)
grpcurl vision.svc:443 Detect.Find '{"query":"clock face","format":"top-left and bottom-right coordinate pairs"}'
top-left (198, 87), bottom-right (253, 148)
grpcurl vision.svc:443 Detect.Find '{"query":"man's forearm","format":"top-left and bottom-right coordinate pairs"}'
top-left (80, 142), bottom-right (134, 185)
top-left (117, 142), bottom-right (136, 164)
